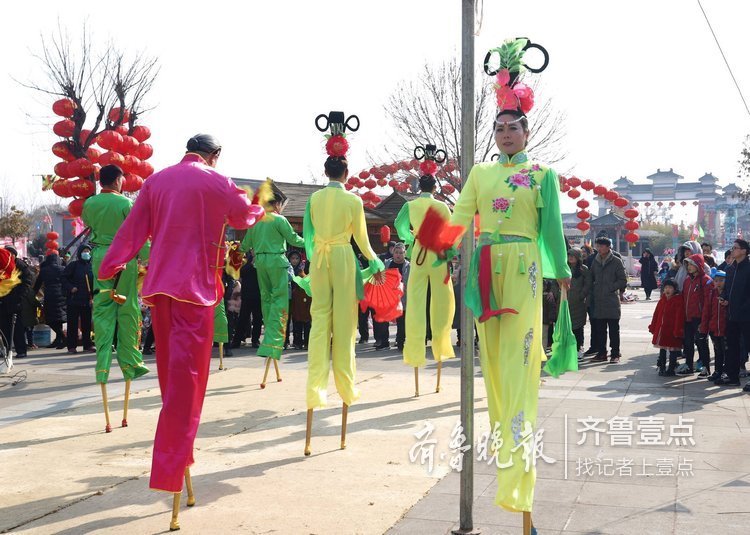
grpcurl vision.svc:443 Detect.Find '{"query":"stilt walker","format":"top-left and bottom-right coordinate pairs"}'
top-left (395, 146), bottom-right (456, 396)
top-left (303, 111), bottom-right (385, 456)
top-left (98, 134), bottom-right (264, 530)
top-left (444, 39), bottom-right (570, 529)
top-left (240, 181), bottom-right (304, 386)
top-left (82, 165), bottom-right (150, 433)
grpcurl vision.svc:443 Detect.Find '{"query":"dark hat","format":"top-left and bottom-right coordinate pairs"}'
top-left (3, 245), bottom-right (18, 257)
top-left (186, 134), bottom-right (222, 154)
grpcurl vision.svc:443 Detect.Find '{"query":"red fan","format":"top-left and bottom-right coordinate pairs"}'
top-left (416, 206), bottom-right (464, 254)
top-left (360, 269), bottom-right (404, 322)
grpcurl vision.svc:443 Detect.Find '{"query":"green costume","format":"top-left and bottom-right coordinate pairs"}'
top-left (240, 211), bottom-right (305, 359)
top-left (82, 191), bottom-right (150, 384)
top-left (213, 299), bottom-right (228, 343)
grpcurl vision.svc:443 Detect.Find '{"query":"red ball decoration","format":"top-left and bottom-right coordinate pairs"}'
top-left (108, 107), bottom-right (131, 123)
top-left (576, 221), bottom-right (591, 232)
top-left (444, 162), bottom-right (456, 173)
top-left (669, 202), bottom-right (675, 207)
top-left (344, 183), bottom-right (353, 191)
top-left (560, 181), bottom-right (571, 193)
top-left (121, 173), bottom-right (144, 193)
top-left (364, 178), bottom-right (377, 189)
top-left (78, 129), bottom-right (93, 146)
top-left (139, 161), bottom-right (154, 178)
top-left (645, 202), bottom-right (652, 207)
top-left (45, 240), bottom-right (60, 250)
top-left (52, 179), bottom-right (73, 197)
top-left (69, 178), bottom-right (96, 198)
top-left (380, 225), bottom-right (391, 245)
top-left (624, 220), bottom-right (640, 231)
top-left (119, 135), bottom-right (140, 155)
top-left (614, 197), bottom-right (629, 208)
top-left (52, 98), bottom-right (76, 118)
top-left (567, 176), bottom-right (581, 188)
top-left (373, 169), bottom-right (386, 180)
top-left (359, 171), bottom-right (370, 180)
top-left (71, 158), bottom-right (95, 178)
top-left (657, 201), bottom-right (663, 207)
top-left (624, 208), bottom-right (639, 219)
top-left (131, 125), bottom-right (151, 142)
top-left (693, 201), bottom-right (699, 206)
top-left (680, 201), bottom-right (686, 206)
top-left (68, 198), bottom-right (85, 218)
top-left (325, 135), bottom-right (349, 157)
top-left (377, 178), bottom-right (387, 187)
top-left (46, 231), bottom-right (59, 240)
top-left (442, 184), bottom-right (456, 195)
top-left (97, 130), bottom-right (123, 151)
top-left (86, 146), bottom-right (101, 164)
top-left (121, 155), bottom-right (142, 174)
top-left (52, 141), bottom-right (75, 162)
top-left (567, 189), bottom-right (581, 199)
top-left (604, 191), bottom-right (619, 202)
top-left (624, 232), bottom-right (639, 243)
top-left (593, 185), bottom-right (607, 196)
top-left (99, 151), bottom-right (126, 168)
top-left (115, 124), bottom-right (129, 136)
top-left (419, 160), bottom-right (438, 176)
top-left (388, 179), bottom-right (399, 188)
top-left (576, 210), bottom-right (590, 219)
top-left (135, 143), bottom-right (153, 160)
top-left (53, 119), bottom-right (75, 138)
top-left (581, 179), bottom-right (595, 191)
top-left (54, 161), bottom-right (75, 179)
top-left (576, 199), bottom-right (590, 209)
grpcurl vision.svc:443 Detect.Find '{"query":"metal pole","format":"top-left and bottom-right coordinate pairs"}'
top-left (453, 1), bottom-right (478, 533)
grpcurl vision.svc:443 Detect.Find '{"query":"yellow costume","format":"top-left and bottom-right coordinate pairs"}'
top-left (303, 182), bottom-right (384, 409)
top-left (451, 152), bottom-right (570, 512)
top-left (395, 194), bottom-right (456, 367)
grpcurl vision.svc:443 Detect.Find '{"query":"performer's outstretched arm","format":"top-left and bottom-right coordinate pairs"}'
top-left (352, 198), bottom-right (384, 273)
top-left (278, 216), bottom-right (305, 249)
top-left (537, 168), bottom-right (572, 280)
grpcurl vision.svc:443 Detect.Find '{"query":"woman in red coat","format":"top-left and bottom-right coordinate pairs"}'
top-left (648, 279), bottom-right (685, 376)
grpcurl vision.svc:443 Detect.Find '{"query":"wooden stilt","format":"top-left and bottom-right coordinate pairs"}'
top-left (414, 367), bottom-right (420, 397)
top-left (100, 383), bottom-right (112, 433)
top-left (218, 342), bottom-right (225, 371)
top-left (435, 361), bottom-right (442, 393)
top-left (304, 408), bottom-right (313, 456)
top-left (169, 492), bottom-right (181, 531)
top-left (273, 359), bottom-right (282, 382)
top-left (122, 380), bottom-right (131, 427)
top-left (523, 511), bottom-right (533, 535)
top-left (340, 403), bottom-right (348, 450)
top-left (184, 467), bottom-right (195, 507)
top-left (260, 357), bottom-right (271, 389)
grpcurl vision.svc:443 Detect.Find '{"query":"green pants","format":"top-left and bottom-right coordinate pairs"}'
top-left (92, 246), bottom-right (149, 384)
top-left (214, 299), bottom-right (228, 343)
top-left (256, 259), bottom-right (289, 360)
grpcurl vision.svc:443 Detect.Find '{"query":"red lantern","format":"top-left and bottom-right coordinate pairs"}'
top-left (99, 151), bottom-right (125, 168)
top-left (380, 225), bottom-right (391, 245)
top-left (657, 201), bottom-right (663, 207)
top-left (567, 176), bottom-right (581, 188)
top-left (693, 201), bottom-right (699, 206)
top-left (131, 125), bottom-right (151, 142)
top-left (624, 208), bottom-right (639, 219)
top-left (593, 185), bottom-right (607, 196)
top-left (560, 182), bottom-right (571, 193)
top-left (669, 202), bottom-right (675, 207)
top-left (567, 189), bottom-right (581, 199)
top-left (52, 98), bottom-right (76, 118)
top-left (581, 179), bottom-right (595, 191)
top-left (633, 202), bottom-right (639, 207)
top-left (121, 155), bottom-right (142, 174)
top-left (680, 201), bottom-right (686, 207)
top-left (68, 178), bottom-right (96, 198)
top-left (359, 171), bottom-right (370, 180)
top-left (576, 210), bottom-right (590, 220)
top-left (52, 141), bottom-right (75, 161)
top-left (52, 179), bottom-right (73, 197)
top-left (442, 184), bottom-right (456, 195)
top-left (139, 161), bottom-right (154, 178)
top-left (68, 198), bottom-right (85, 218)
top-left (364, 178), bottom-right (377, 189)
top-left (388, 179), bottom-right (399, 188)
top-left (86, 147), bottom-right (101, 164)
top-left (576, 199), bottom-right (590, 209)
top-left (624, 232), bottom-right (639, 243)
top-left (344, 183), bottom-right (353, 191)
top-left (135, 143), bottom-right (153, 160)
top-left (78, 129), bottom-right (93, 146)
top-left (614, 197), bottom-right (628, 208)
top-left (604, 191), bottom-right (619, 202)
top-left (108, 107), bottom-right (131, 123)
top-left (45, 240), bottom-right (60, 250)
top-left (576, 221), bottom-right (590, 232)
top-left (53, 119), bottom-right (75, 138)
top-left (376, 178), bottom-right (387, 187)
top-left (119, 135), bottom-right (140, 155)
top-left (645, 202), bottom-right (652, 207)
top-left (121, 173), bottom-right (144, 193)
top-left (444, 162), bottom-right (456, 173)
top-left (54, 161), bottom-right (75, 179)
top-left (97, 130), bottom-right (123, 151)
top-left (46, 231), bottom-right (59, 240)
top-left (624, 220), bottom-right (640, 231)
top-left (71, 158), bottom-right (95, 178)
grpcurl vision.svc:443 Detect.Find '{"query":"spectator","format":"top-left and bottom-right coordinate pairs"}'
top-left (567, 248), bottom-right (591, 357)
top-left (141, 298), bottom-right (155, 355)
top-left (658, 260), bottom-right (671, 288)
top-left (720, 239), bottom-right (750, 388)
top-left (677, 254), bottom-right (712, 375)
top-left (675, 241), bottom-right (703, 288)
top-left (702, 269), bottom-right (728, 383)
top-left (61, 245), bottom-right (95, 353)
top-left (0, 245), bottom-right (33, 358)
top-left (356, 252), bottom-right (375, 344)
top-left (648, 279), bottom-right (684, 376)
top-left (33, 252), bottom-right (67, 349)
top-left (701, 242), bottom-right (714, 257)
top-left (704, 255), bottom-right (717, 269)
top-left (718, 249), bottom-right (731, 271)
top-left (382, 242), bottom-right (410, 351)
top-left (639, 248), bottom-right (659, 300)
top-left (542, 279), bottom-right (560, 352)
top-left (589, 237), bottom-right (627, 363)
top-left (229, 252), bottom-right (263, 349)
top-left (289, 253), bottom-right (312, 350)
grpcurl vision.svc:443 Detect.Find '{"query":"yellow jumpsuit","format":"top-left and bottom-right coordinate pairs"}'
top-left (303, 182), bottom-right (384, 409)
top-left (395, 194), bottom-right (456, 367)
top-left (451, 152), bottom-right (570, 513)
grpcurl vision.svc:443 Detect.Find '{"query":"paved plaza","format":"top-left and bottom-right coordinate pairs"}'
top-left (2, 289), bottom-right (749, 534)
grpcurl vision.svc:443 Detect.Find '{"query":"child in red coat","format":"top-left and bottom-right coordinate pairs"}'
top-left (649, 279), bottom-right (685, 376)
top-left (700, 269), bottom-right (728, 382)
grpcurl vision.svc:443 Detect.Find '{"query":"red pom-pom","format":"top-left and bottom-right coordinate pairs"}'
top-left (325, 135), bottom-right (349, 157)
top-left (419, 160), bottom-right (438, 176)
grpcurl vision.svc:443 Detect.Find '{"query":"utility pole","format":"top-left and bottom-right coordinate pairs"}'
top-left (453, 0), bottom-right (479, 534)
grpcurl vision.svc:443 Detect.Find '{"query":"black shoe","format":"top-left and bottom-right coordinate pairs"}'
top-left (743, 383), bottom-right (750, 393)
top-left (583, 348), bottom-right (597, 356)
top-left (716, 377), bottom-right (741, 386)
top-left (67, 348), bottom-right (78, 354)
top-left (663, 369), bottom-right (676, 377)
top-left (358, 337), bottom-right (368, 344)
top-left (15, 353), bottom-right (27, 359)
top-left (142, 348), bottom-right (153, 355)
top-left (224, 348), bottom-right (233, 357)
top-left (46, 342), bottom-right (57, 349)
top-left (229, 341), bottom-right (241, 349)
top-left (251, 341), bottom-right (260, 348)
top-left (707, 372), bottom-right (719, 382)
top-left (658, 368), bottom-right (665, 376)
top-left (374, 342), bottom-right (389, 350)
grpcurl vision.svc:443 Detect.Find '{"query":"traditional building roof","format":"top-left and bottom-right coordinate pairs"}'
top-left (646, 168), bottom-right (684, 181)
top-left (589, 212), bottom-right (627, 227)
top-left (369, 190), bottom-right (420, 221)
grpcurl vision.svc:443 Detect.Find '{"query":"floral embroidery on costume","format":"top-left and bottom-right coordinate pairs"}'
top-left (528, 261), bottom-right (538, 298)
top-left (523, 328), bottom-right (533, 366)
top-left (505, 165), bottom-right (542, 191)
top-left (511, 410), bottom-right (526, 446)
top-left (492, 197), bottom-right (514, 219)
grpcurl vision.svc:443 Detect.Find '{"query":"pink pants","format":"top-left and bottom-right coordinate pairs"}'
top-left (149, 295), bottom-right (214, 492)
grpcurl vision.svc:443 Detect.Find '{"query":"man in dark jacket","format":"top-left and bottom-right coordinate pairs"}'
top-left (230, 252), bottom-right (263, 348)
top-left (0, 245), bottom-right (33, 358)
top-left (589, 237), bottom-right (628, 363)
top-left (719, 239), bottom-right (750, 388)
top-left (62, 244), bottom-right (95, 353)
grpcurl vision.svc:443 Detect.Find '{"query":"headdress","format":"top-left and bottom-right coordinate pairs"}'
top-left (315, 111), bottom-right (360, 158)
top-left (186, 134), bottom-right (222, 154)
top-left (484, 38), bottom-right (549, 117)
top-left (0, 248), bottom-right (21, 299)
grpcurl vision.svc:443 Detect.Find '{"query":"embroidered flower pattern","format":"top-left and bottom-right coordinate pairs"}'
top-left (511, 411), bottom-right (526, 446)
top-left (528, 261), bottom-right (538, 299)
top-left (505, 165), bottom-right (541, 191)
top-left (523, 328), bottom-right (533, 366)
top-left (492, 197), bottom-right (511, 213)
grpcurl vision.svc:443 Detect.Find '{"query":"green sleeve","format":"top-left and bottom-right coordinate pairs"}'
top-left (538, 168), bottom-right (572, 280)
top-left (278, 215), bottom-right (305, 249)
top-left (394, 203), bottom-right (413, 249)
top-left (303, 198), bottom-right (315, 263)
top-left (240, 226), bottom-right (254, 253)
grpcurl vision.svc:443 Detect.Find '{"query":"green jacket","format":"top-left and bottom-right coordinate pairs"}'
top-left (240, 212), bottom-right (304, 268)
top-left (82, 191), bottom-right (150, 261)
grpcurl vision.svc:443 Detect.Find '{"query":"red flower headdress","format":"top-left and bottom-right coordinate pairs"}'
top-left (483, 38), bottom-right (550, 116)
top-left (315, 110), bottom-right (360, 157)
